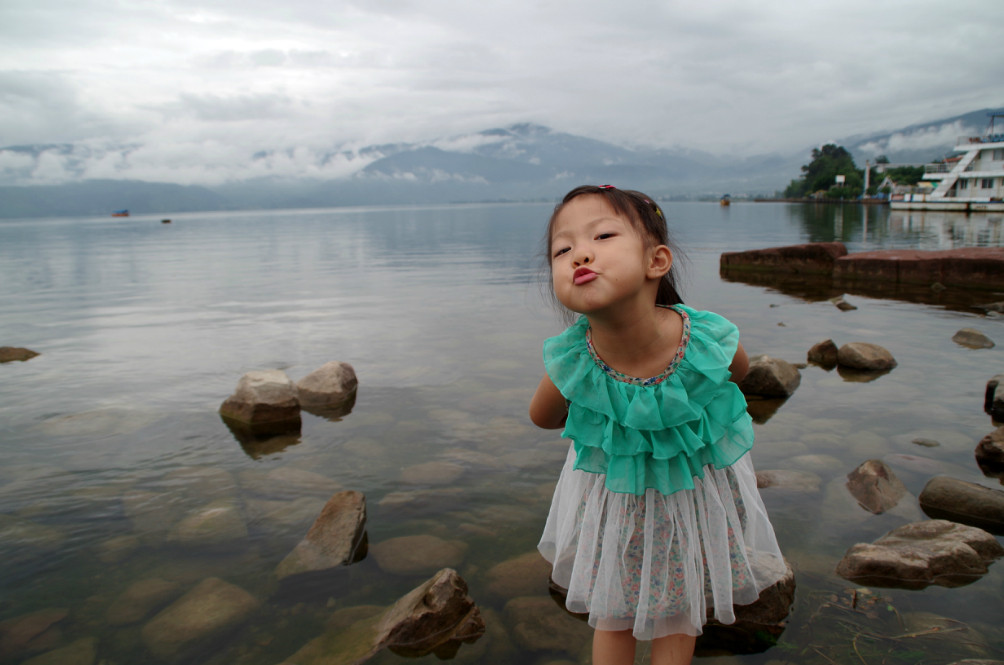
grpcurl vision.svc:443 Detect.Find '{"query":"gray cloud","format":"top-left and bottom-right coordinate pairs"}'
top-left (1, 0), bottom-right (1002, 185)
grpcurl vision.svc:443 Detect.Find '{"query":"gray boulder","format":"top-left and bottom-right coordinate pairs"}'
top-left (919, 475), bottom-right (1004, 535)
top-left (219, 369), bottom-right (301, 428)
top-left (837, 342), bottom-right (897, 371)
top-left (296, 361), bottom-right (358, 416)
top-left (484, 551), bottom-right (553, 600)
top-left (281, 568), bottom-right (484, 664)
top-left (836, 519), bottom-right (1004, 589)
top-left (141, 577), bottom-right (260, 661)
top-left (275, 490), bottom-right (367, 581)
top-left (738, 355), bottom-right (801, 397)
top-left (952, 328), bottom-right (995, 349)
top-left (846, 459), bottom-right (907, 514)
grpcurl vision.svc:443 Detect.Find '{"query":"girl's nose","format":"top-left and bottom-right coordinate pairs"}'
top-left (573, 251), bottom-right (592, 267)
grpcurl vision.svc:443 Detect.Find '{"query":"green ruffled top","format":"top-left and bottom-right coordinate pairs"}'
top-left (542, 304), bottom-right (754, 496)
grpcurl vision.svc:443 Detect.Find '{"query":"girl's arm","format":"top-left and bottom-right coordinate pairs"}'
top-left (529, 374), bottom-right (568, 429)
top-left (729, 341), bottom-right (749, 384)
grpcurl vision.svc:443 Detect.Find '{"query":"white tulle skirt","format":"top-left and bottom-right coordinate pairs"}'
top-left (538, 444), bottom-right (785, 640)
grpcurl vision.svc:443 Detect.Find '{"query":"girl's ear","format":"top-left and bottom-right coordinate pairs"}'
top-left (647, 245), bottom-right (673, 279)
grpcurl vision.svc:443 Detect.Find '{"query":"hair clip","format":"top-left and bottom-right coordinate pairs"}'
top-left (598, 184), bottom-right (615, 190)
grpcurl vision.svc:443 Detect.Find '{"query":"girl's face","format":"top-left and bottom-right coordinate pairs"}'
top-left (549, 194), bottom-right (661, 316)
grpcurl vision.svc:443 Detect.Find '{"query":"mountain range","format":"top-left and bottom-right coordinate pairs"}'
top-left (0, 108), bottom-right (998, 218)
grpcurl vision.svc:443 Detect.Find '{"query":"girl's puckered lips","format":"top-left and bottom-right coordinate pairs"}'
top-left (573, 267), bottom-right (597, 285)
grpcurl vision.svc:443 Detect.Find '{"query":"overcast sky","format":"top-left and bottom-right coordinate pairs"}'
top-left (1, 0), bottom-right (1002, 184)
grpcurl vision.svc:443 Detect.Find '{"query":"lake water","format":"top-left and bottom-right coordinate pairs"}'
top-left (1, 202), bottom-right (1002, 664)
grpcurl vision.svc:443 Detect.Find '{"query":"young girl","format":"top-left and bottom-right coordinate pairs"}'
top-left (530, 185), bottom-right (785, 665)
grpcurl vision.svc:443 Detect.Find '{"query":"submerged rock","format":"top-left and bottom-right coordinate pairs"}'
top-left (836, 519), bottom-right (1004, 589)
top-left (168, 499), bottom-right (248, 548)
top-left (919, 475), bottom-right (1004, 535)
top-left (0, 608), bottom-right (68, 661)
top-left (738, 355), bottom-right (801, 397)
top-left (275, 490), bottom-right (367, 581)
top-left (484, 551), bottom-right (553, 600)
top-left (370, 534), bottom-right (467, 576)
top-left (20, 637), bottom-right (97, 665)
top-left (837, 342), bottom-right (897, 371)
top-left (846, 459), bottom-right (908, 514)
top-left (953, 328), bottom-right (995, 349)
top-left (141, 577), bottom-right (260, 661)
top-left (106, 578), bottom-right (182, 626)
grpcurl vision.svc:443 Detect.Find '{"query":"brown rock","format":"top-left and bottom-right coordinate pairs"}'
top-left (953, 328), bottom-right (995, 349)
top-left (701, 556), bottom-right (795, 654)
top-left (918, 475), bottom-right (1004, 535)
top-left (296, 361), bottom-right (358, 413)
top-left (276, 490), bottom-right (367, 580)
top-left (738, 355), bottom-right (801, 397)
top-left (976, 426), bottom-right (1004, 477)
top-left (846, 459), bottom-right (907, 514)
top-left (503, 596), bottom-right (592, 655)
top-left (834, 247), bottom-right (1004, 290)
top-left (219, 369), bottom-right (301, 427)
top-left (807, 339), bottom-right (838, 368)
top-left (0, 346), bottom-right (39, 363)
top-left (837, 342), bottom-right (897, 371)
top-left (836, 519), bottom-right (1004, 589)
top-left (281, 569), bottom-right (484, 664)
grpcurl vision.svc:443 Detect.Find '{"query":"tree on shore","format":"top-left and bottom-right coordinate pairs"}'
top-left (784, 144), bottom-right (863, 199)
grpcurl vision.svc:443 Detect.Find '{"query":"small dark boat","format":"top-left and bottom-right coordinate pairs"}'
top-left (111, 210), bottom-right (130, 217)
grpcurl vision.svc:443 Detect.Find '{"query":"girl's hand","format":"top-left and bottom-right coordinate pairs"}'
top-left (729, 341), bottom-right (749, 383)
top-left (529, 375), bottom-right (568, 429)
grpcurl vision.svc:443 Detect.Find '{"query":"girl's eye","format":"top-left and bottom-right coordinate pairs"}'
top-left (597, 233), bottom-right (615, 240)
top-left (553, 247), bottom-right (570, 258)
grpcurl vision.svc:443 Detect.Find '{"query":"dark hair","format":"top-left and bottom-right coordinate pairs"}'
top-left (544, 185), bottom-right (685, 310)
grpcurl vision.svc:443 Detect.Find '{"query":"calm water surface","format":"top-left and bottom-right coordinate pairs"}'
top-left (1, 202), bottom-right (1002, 664)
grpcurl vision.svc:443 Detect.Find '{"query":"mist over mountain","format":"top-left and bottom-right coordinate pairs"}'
top-left (0, 109), bottom-right (998, 218)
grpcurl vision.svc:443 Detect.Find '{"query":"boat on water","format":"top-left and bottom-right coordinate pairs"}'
top-left (890, 112), bottom-right (1004, 212)
top-left (720, 194), bottom-right (731, 206)
top-left (111, 210), bottom-right (130, 217)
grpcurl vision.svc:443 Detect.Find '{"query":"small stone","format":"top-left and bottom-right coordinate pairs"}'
top-left (807, 339), bottom-right (838, 368)
top-left (484, 551), bottom-right (552, 599)
top-left (20, 637), bottom-right (97, 665)
top-left (837, 342), bottom-right (896, 371)
top-left (275, 490), bottom-right (367, 580)
top-left (976, 426), bottom-right (1004, 476)
top-left (952, 328), bottom-right (995, 349)
top-left (829, 295), bottom-right (857, 311)
top-left (296, 361), bottom-right (358, 410)
top-left (168, 499), bottom-right (248, 548)
top-left (911, 438), bottom-right (940, 448)
top-left (106, 578), bottom-right (181, 626)
top-left (0, 347), bottom-right (40, 363)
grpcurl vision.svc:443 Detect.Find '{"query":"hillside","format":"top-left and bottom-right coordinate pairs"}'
top-left (0, 110), bottom-right (998, 218)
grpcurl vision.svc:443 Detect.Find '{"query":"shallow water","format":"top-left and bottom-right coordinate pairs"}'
top-left (1, 202), bottom-right (1002, 664)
